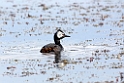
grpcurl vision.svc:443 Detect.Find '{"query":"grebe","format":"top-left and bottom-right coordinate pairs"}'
top-left (40, 29), bottom-right (70, 53)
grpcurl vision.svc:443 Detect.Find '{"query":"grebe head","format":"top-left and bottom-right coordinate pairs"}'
top-left (54, 29), bottom-right (70, 45)
top-left (55, 29), bottom-right (70, 39)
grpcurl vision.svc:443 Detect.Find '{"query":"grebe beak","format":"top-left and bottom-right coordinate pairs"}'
top-left (64, 34), bottom-right (70, 37)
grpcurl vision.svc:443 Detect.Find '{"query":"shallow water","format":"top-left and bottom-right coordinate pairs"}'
top-left (0, 0), bottom-right (124, 83)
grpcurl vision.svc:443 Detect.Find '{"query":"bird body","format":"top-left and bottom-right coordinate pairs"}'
top-left (40, 29), bottom-right (70, 53)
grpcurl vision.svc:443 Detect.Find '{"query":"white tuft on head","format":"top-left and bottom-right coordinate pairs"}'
top-left (57, 31), bottom-right (64, 38)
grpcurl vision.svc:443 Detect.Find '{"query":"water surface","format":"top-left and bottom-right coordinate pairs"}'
top-left (0, 0), bottom-right (124, 83)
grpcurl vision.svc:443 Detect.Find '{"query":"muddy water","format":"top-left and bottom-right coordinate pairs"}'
top-left (0, 0), bottom-right (124, 83)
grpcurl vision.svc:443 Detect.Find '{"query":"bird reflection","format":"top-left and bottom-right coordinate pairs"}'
top-left (54, 51), bottom-right (61, 63)
top-left (54, 46), bottom-right (62, 63)
top-left (54, 50), bottom-right (68, 68)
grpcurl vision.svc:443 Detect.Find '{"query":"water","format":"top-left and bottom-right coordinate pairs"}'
top-left (0, 0), bottom-right (124, 83)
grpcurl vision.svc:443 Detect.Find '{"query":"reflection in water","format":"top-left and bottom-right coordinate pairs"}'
top-left (54, 51), bottom-right (61, 63)
top-left (56, 59), bottom-right (69, 68)
top-left (54, 50), bottom-right (68, 68)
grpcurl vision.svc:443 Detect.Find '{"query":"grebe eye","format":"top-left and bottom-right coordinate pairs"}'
top-left (62, 34), bottom-right (65, 36)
